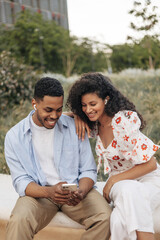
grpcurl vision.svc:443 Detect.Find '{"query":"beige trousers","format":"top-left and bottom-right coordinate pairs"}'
top-left (6, 189), bottom-right (112, 240)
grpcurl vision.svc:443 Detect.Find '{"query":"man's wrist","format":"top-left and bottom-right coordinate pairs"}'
top-left (43, 186), bottom-right (54, 198)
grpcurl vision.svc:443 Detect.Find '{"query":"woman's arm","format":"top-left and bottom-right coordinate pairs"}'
top-left (63, 111), bottom-right (74, 117)
top-left (103, 156), bottom-right (157, 202)
top-left (63, 112), bottom-right (91, 140)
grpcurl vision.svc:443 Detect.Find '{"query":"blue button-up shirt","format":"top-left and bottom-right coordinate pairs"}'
top-left (5, 111), bottom-right (97, 196)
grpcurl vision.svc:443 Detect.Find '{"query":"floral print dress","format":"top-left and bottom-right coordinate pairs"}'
top-left (93, 110), bottom-right (160, 177)
top-left (91, 110), bottom-right (160, 239)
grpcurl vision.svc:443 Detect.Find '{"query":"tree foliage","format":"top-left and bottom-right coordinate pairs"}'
top-left (110, 36), bottom-right (160, 72)
top-left (0, 10), bottom-right (109, 76)
top-left (128, 0), bottom-right (160, 69)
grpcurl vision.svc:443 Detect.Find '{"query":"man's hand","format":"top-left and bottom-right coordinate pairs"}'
top-left (47, 182), bottom-right (72, 205)
top-left (66, 177), bottom-right (94, 206)
top-left (25, 178), bottom-right (94, 206)
top-left (66, 189), bottom-right (86, 206)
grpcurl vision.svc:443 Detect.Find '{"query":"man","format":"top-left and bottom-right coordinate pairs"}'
top-left (5, 77), bottom-right (111, 240)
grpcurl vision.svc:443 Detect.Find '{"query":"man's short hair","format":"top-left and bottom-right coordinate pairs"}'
top-left (34, 77), bottom-right (64, 100)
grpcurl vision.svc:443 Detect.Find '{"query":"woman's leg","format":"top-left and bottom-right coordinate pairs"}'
top-left (136, 231), bottom-right (155, 240)
top-left (109, 180), bottom-right (154, 240)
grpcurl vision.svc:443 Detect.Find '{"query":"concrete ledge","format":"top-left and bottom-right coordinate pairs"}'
top-left (0, 174), bottom-right (160, 240)
top-left (0, 219), bottom-right (85, 240)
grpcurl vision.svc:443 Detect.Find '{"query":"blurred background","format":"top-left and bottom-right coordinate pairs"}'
top-left (0, 0), bottom-right (160, 180)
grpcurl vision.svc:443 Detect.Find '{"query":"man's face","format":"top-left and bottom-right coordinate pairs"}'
top-left (32, 95), bottom-right (63, 129)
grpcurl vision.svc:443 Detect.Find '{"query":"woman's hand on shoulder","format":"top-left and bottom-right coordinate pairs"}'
top-left (74, 114), bottom-right (91, 141)
top-left (62, 111), bottom-right (91, 140)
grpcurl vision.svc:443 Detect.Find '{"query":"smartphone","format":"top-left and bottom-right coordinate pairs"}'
top-left (62, 183), bottom-right (77, 191)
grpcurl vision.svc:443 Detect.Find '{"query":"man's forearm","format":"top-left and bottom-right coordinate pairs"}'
top-left (25, 182), bottom-right (51, 198)
top-left (25, 181), bottom-right (72, 206)
top-left (78, 177), bottom-right (94, 196)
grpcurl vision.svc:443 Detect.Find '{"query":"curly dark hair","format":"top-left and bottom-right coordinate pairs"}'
top-left (67, 72), bottom-right (145, 129)
top-left (34, 77), bottom-right (64, 100)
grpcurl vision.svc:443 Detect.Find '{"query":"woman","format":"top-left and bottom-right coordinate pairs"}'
top-left (67, 72), bottom-right (160, 240)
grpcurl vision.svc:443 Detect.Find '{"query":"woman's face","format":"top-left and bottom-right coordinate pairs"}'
top-left (81, 93), bottom-right (106, 121)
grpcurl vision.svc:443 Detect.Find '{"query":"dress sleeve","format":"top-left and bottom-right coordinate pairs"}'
top-left (112, 111), bottom-right (160, 165)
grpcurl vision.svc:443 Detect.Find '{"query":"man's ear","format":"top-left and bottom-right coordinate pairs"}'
top-left (32, 98), bottom-right (36, 110)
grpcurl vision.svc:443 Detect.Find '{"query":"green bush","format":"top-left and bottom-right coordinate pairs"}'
top-left (0, 51), bottom-right (38, 116)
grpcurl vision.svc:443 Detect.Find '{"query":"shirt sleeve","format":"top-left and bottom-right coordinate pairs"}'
top-left (5, 131), bottom-right (34, 196)
top-left (112, 111), bottom-right (160, 165)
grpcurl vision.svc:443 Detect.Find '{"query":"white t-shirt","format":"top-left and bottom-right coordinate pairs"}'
top-left (30, 117), bottom-right (62, 185)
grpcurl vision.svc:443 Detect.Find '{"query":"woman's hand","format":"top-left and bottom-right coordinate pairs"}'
top-left (103, 176), bottom-right (117, 203)
top-left (74, 115), bottom-right (91, 141)
top-left (63, 112), bottom-right (91, 141)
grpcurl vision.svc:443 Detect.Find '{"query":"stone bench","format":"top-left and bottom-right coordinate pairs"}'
top-left (0, 174), bottom-right (160, 240)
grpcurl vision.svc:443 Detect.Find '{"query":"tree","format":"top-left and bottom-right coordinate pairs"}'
top-left (128, 0), bottom-right (160, 69)
top-left (73, 38), bottom-right (108, 74)
top-left (58, 33), bottom-right (81, 77)
top-left (8, 10), bottom-right (66, 72)
top-left (110, 44), bottom-right (136, 72)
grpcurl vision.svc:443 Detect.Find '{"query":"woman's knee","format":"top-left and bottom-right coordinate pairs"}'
top-left (110, 180), bottom-right (147, 201)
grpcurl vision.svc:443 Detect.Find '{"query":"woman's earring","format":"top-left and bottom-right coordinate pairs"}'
top-left (34, 105), bottom-right (37, 110)
top-left (105, 99), bottom-right (108, 105)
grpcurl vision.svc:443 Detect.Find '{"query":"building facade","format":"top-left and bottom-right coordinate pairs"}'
top-left (0, 0), bottom-right (68, 29)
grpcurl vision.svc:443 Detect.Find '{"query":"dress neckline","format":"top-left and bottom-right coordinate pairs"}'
top-left (97, 135), bottom-right (115, 151)
top-left (97, 117), bottom-right (114, 150)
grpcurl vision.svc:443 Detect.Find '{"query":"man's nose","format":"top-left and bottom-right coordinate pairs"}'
top-left (50, 111), bottom-right (58, 119)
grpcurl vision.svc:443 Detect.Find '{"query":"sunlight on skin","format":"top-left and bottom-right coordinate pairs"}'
top-left (136, 231), bottom-right (155, 240)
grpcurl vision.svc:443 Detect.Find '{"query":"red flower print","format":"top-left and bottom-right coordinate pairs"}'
top-left (123, 135), bottom-right (129, 141)
top-left (133, 117), bottom-right (137, 124)
top-left (114, 165), bottom-right (118, 169)
top-left (128, 111), bottom-right (133, 116)
top-left (141, 144), bottom-right (147, 151)
top-left (113, 155), bottom-right (120, 160)
top-left (118, 162), bottom-right (123, 167)
top-left (131, 139), bottom-right (137, 145)
top-left (132, 149), bottom-right (137, 156)
top-left (112, 140), bottom-right (117, 148)
top-left (98, 145), bottom-right (101, 150)
top-left (106, 167), bottom-right (109, 171)
top-left (143, 155), bottom-right (149, 161)
top-left (115, 117), bottom-right (121, 124)
top-left (153, 145), bottom-right (159, 151)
